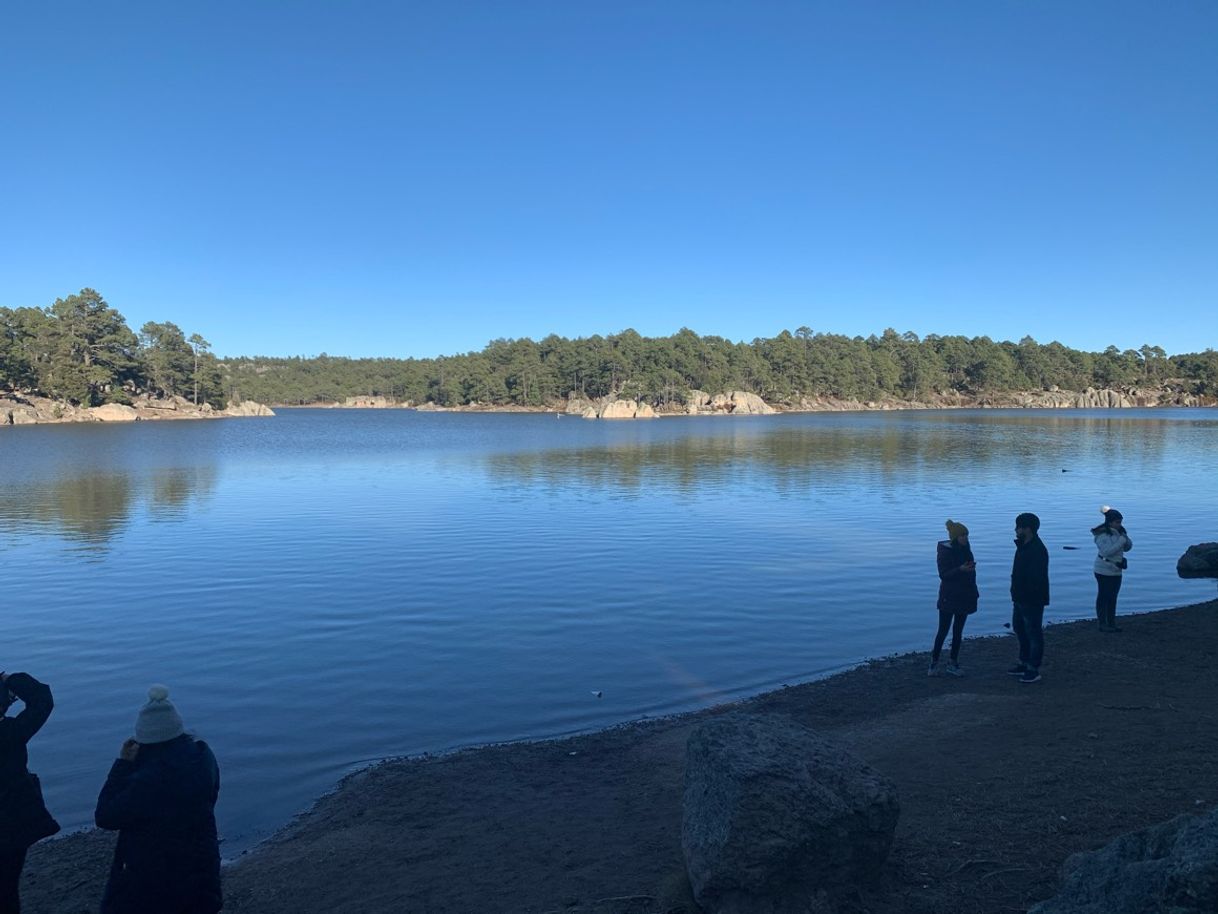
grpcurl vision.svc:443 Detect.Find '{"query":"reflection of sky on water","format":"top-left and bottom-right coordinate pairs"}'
top-left (0, 408), bottom-right (1214, 852)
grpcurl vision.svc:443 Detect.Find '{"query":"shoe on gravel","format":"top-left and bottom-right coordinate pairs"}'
top-left (928, 662), bottom-right (941, 677)
top-left (1019, 669), bottom-right (1042, 684)
top-left (1007, 664), bottom-right (1028, 676)
top-left (945, 663), bottom-right (965, 677)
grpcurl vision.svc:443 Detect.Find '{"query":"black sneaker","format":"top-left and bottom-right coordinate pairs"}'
top-left (1007, 664), bottom-right (1028, 676)
top-left (1020, 669), bottom-right (1041, 684)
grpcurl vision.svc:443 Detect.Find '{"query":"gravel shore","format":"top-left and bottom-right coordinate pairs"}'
top-left (23, 599), bottom-right (1218, 914)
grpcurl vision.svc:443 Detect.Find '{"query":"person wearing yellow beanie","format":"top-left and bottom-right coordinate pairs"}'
top-left (929, 520), bottom-right (979, 677)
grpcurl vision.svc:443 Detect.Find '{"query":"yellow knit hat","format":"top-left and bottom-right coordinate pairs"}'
top-left (945, 519), bottom-right (969, 541)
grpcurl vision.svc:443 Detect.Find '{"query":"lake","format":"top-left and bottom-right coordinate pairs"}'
top-left (2, 408), bottom-right (1215, 852)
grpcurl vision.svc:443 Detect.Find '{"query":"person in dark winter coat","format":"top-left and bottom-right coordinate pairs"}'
top-left (1009, 512), bottom-right (1050, 684)
top-left (0, 670), bottom-right (58, 914)
top-left (929, 519), bottom-right (979, 677)
top-left (95, 686), bottom-right (221, 914)
top-left (1092, 505), bottom-right (1132, 632)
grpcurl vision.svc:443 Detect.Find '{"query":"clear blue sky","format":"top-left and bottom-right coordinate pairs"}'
top-left (2, 1), bottom-right (1215, 358)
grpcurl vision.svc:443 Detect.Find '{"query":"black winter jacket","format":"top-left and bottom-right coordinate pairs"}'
top-left (936, 541), bottom-right (979, 614)
top-left (95, 734), bottom-right (222, 914)
top-left (0, 673), bottom-right (57, 852)
top-left (1010, 535), bottom-right (1050, 607)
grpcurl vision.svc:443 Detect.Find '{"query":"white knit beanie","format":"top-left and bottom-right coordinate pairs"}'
top-left (135, 684), bottom-right (186, 744)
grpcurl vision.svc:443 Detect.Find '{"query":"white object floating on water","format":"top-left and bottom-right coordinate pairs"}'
top-left (591, 690), bottom-right (603, 698)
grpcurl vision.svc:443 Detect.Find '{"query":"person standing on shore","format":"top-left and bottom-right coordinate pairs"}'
top-left (929, 519), bottom-right (978, 677)
top-left (0, 671), bottom-right (59, 914)
top-left (1092, 506), bottom-right (1132, 633)
top-left (1009, 512), bottom-right (1050, 684)
top-left (95, 686), bottom-right (221, 914)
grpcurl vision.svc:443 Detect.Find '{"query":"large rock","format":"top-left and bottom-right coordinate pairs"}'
top-left (595, 399), bottom-right (656, 419)
top-left (682, 714), bottom-right (899, 914)
top-left (343, 395), bottom-right (394, 408)
top-left (1074, 387), bottom-right (1134, 408)
top-left (89, 403), bottom-right (139, 422)
top-left (599, 398), bottom-right (639, 419)
top-left (1029, 806), bottom-right (1218, 914)
top-left (729, 391), bottom-right (777, 415)
top-left (3, 407), bottom-right (40, 425)
top-left (1177, 543), bottom-right (1218, 578)
top-left (224, 400), bottom-right (276, 417)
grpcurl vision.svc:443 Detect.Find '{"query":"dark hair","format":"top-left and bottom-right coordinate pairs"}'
top-left (1092, 508), bottom-right (1124, 536)
top-left (1015, 512), bottom-right (1040, 533)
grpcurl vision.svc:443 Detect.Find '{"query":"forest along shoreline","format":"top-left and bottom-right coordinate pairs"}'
top-left (21, 598), bottom-right (1218, 914)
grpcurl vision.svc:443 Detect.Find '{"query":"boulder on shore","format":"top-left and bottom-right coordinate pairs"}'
top-left (224, 400), bottom-right (276, 417)
top-left (1177, 543), bottom-right (1218, 578)
top-left (693, 391), bottom-right (777, 415)
top-left (584, 399), bottom-right (658, 420)
top-left (728, 391), bottom-right (776, 415)
top-left (89, 403), bottom-right (139, 422)
top-left (1029, 805), bottom-right (1218, 914)
top-left (682, 713), bottom-right (899, 914)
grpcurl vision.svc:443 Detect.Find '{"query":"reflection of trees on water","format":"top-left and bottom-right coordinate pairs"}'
top-left (0, 467), bottom-right (217, 549)
top-left (482, 415), bottom-right (1176, 493)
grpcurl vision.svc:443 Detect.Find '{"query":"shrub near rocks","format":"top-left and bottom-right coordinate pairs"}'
top-left (682, 713), bottom-right (899, 914)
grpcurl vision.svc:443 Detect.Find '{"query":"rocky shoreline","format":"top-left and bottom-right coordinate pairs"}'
top-left (1, 392), bottom-right (275, 426)
top-left (21, 598), bottom-right (1218, 914)
top-left (285, 384), bottom-right (1213, 418)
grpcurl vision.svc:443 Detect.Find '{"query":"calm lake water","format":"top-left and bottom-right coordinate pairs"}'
top-left (2, 408), bottom-right (1215, 852)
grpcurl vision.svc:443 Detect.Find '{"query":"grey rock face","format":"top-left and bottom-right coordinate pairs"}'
top-left (682, 713), bottom-right (899, 914)
top-left (1029, 806), bottom-right (1218, 914)
top-left (1177, 543), bottom-right (1218, 578)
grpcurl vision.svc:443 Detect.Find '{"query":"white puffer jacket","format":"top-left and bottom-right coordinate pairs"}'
top-left (1094, 530), bottom-right (1132, 576)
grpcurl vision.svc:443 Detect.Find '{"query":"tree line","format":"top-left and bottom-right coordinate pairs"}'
top-left (3, 290), bottom-right (1216, 408)
top-left (1, 289), bottom-right (223, 407)
top-left (226, 327), bottom-right (1218, 407)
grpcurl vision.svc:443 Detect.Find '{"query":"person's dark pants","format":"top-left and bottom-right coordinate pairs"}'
top-left (1095, 572), bottom-right (1123, 628)
top-left (0, 848), bottom-right (27, 914)
top-left (1012, 602), bottom-right (1045, 671)
top-left (932, 610), bottom-right (968, 663)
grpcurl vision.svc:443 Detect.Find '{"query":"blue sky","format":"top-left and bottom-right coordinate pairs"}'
top-left (1, 1), bottom-right (1215, 358)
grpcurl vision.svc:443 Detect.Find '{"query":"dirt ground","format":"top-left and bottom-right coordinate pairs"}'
top-left (23, 599), bottom-right (1218, 914)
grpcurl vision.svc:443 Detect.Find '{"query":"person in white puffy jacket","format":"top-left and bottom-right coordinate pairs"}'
top-left (1092, 506), bottom-right (1132, 632)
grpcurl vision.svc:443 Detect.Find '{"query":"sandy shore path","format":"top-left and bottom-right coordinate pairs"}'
top-left (22, 599), bottom-right (1218, 914)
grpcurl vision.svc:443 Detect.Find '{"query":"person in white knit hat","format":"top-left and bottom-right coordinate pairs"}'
top-left (94, 685), bottom-right (221, 914)
top-left (1091, 506), bottom-right (1132, 632)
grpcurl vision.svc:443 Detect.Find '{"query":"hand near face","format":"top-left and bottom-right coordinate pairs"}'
top-left (120, 739), bottom-right (140, 762)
